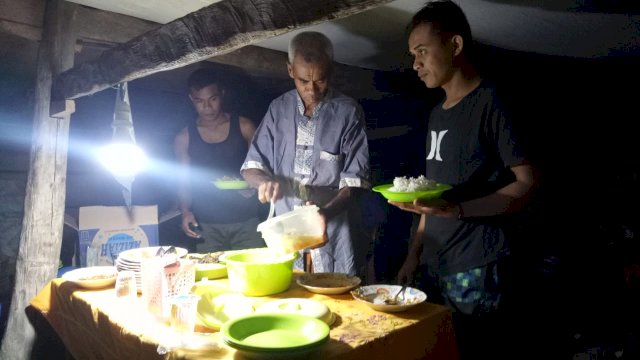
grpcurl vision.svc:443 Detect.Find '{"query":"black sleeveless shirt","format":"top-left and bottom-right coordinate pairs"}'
top-left (188, 114), bottom-right (258, 223)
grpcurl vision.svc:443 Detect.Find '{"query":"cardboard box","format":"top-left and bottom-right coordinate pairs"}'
top-left (78, 205), bottom-right (159, 267)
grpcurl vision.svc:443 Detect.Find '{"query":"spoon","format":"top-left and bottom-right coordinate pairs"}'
top-left (267, 199), bottom-right (275, 220)
top-left (385, 284), bottom-right (407, 305)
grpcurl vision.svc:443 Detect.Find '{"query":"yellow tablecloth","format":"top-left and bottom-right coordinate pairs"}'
top-left (31, 274), bottom-right (459, 360)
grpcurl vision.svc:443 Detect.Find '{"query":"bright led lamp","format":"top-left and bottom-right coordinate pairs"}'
top-left (97, 82), bottom-right (146, 208)
top-left (97, 143), bottom-right (147, 177)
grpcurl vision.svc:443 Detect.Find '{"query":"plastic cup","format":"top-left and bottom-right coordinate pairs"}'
top-left (170, 294), bottom-right (201, 334)
top-left (86, 246), bottom-right (100, 267)
top-left (115, 270), bottom-right (137, 300)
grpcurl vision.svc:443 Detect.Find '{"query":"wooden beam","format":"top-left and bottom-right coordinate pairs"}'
top-left (0, 19), bottom-right (41, 41)
top-left (0, 1), bottom-right (157, 43)
top-left (0, 0), bottom-right (76, 358)
top-left (0, 0), bottom-right (44, 41)
top-left (50, 99), bottom-right (76, 118)
top-left (209, 44), bottom-right (289, 78)
top-left (74, 5), bottom-right (158, 45)
top-left (53, 0), bottom-right (394, 100)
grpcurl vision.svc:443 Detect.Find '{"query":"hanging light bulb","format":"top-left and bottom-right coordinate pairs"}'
top-left (97, 82), bottom-right (147, 208)
top-left (97, 142), bottom-right (147, 176)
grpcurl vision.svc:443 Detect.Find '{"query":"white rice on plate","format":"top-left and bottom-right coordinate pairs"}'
top-left (389, 175), bottom-right (437, 192)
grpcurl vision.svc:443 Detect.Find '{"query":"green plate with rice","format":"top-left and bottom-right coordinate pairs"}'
top-left (372, 183), bottom-right (452, 203)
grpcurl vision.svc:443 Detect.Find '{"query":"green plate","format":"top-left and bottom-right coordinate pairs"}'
top-left (372, 183), bottom-right (452, 203)
top-left (195, 290), bottom-right (255, 330)
top-left (195, 262), bottom-right (227, 280)
top-left (212, 180), bottom-right (250, 190)
top-left (222, 313), bottom-right (330, 351)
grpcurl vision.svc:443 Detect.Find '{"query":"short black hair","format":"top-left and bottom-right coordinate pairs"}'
top-left (409, 1), bottom-right (474, 58)
top-left (187, 68), bottom-right (224, 92)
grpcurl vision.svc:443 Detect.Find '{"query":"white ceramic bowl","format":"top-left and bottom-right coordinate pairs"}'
top-left (350, 284), bottom-right (427, 313)
top-left (62, 266), bottom-right (118, 289)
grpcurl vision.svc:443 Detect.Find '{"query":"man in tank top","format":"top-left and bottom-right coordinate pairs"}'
top-left (175, 68), bottom-right (266, 253)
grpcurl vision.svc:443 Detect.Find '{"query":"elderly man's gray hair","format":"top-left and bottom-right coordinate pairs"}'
top-left (288, 31), bottom-right (334, 64)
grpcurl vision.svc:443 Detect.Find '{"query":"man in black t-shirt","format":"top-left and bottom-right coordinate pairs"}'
top-left (390, 2), bottom-right (539, 359)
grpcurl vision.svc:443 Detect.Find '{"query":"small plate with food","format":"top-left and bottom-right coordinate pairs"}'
top-left (117, 246), bottom-right (188, 264)
top-left (212, 176), bottom-right (249, 190)
top-left (297, 272), bottom-right (361, 295)
top-left (350, 284), bottom-right (427, 313)
top-left (372, 175), bottom-right (451, 203)
top-left (62, 266), bottom-right (118, 289)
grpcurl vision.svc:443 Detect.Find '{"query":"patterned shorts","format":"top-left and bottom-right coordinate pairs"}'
top-left (438, 262), bottom-right (503, 316)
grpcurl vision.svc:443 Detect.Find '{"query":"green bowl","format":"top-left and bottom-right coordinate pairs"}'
top-left (222, 313), bottom-right (330, 352)
top-left (224, 248), bottom-right (297, 297)
top-left (372, 183), bottom-right (452, 203)
top-left (195, 262), bottom-right (227, 281)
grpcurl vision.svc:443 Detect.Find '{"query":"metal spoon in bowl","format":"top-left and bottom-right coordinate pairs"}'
top-left (385, 284), bottom-right (407, 305)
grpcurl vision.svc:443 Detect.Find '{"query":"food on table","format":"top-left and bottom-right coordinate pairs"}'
top-left (78, 274), bottom-right (116, 281)
top-left (296, 272), bottom-right (361, 295)
top-left (389, 175), bottom-right (437, 192)
top-left (351, 284), bottom-right (427, 312)
top-left (188, 251), bottom-right (224, 264)
top-left (189, 252), bottom-right (228, 280)
top-left (62, 266), bottom-right (118, 289)
top-left (363, 292), bottom-right (421, 306)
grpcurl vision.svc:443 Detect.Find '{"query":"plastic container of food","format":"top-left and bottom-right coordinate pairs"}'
top-left (224, 248), bottom-right (297, 296)
top-left (256, 205), bottom-right (324, 254)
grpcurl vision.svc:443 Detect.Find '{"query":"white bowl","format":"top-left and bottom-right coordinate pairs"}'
top-left (62, 266), bottom-right (118, 289)
top-left (351, 284), bottom-right (427, 313)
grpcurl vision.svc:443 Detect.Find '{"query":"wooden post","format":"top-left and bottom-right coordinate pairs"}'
top-left (0, 0), bottom-right (76, 358)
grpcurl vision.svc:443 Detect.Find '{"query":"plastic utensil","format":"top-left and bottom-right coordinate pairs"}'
top-left (267, 200), bottom-right (275, 220)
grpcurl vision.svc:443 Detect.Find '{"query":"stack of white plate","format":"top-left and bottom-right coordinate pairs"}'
top-left (115, 246), bottom-right (188, 292)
